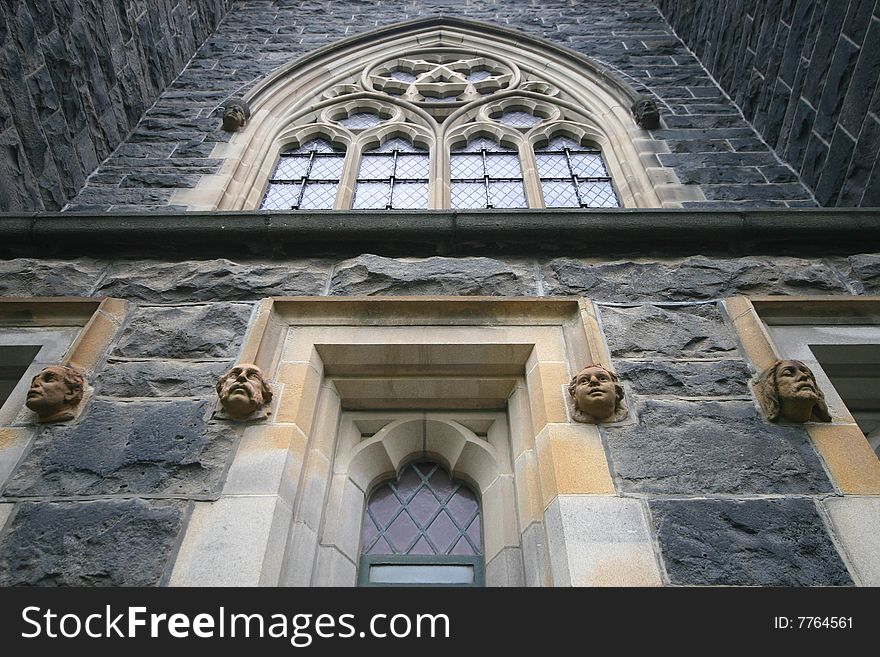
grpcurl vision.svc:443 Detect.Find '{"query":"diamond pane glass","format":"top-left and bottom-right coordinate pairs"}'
top-left (273, 157), bottom-right (310, 181)
top-left (537, 136), bottom-right (582, 152)
top-left (284, 138), bottom-right (341, 155)
top-left (391, 182), bottom-right (428, 209)
top-left (394, 154), bottom-right (429, 179)
top-left (570, 153), bottom-right (608, 177)
top-left (358, 154), bottom-right (395, 179)
top-left (391, 70), bottom-right (417, 82)
top-left (362, 462), bottom-right (483, 556)
top-left (542, 180), bottom-right (580, 207)
top-left (499, 110), bottom-right (542, 127)
top-left (299, 182), bottom-right (338, 209)
top-left (339, 112), bottom-right (383, 129)
top-left (450, 154), bottom-right (484, 179)
top-left (353, 181), bottom-right (391, 209)
top-left (489, 180), bottom-right (527, 208)
top-left (467, 69), bottom-right (491, 82)
top-left (451, 181), bottom-right (488, 208)
top-left (260, 183), bottom-right (302, 210)
top-left (308, 156), bottom-right (344, 180)
top-left (535, 153), bottom-right (571, 178)
top-left (578, 181), bottom-right (619, 207)
top-left (485, 153), bottom-right (522, 179)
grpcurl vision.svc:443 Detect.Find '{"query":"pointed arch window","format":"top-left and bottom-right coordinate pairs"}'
top-left (535, 136), bottom-right (619, 208)
top-left (358, 461), bottom-right (484, 586)
top-left (450, 137), bottom-right (526, 209)
top-left (196, 20), bottom-right (680, 212)
top-left (353, 137), bottom-right (430, 210)
top-left (260, 138), bottom-right (345, 210)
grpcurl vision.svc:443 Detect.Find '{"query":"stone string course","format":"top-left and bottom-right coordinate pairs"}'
top-left (0, 252), bottom-right (869, 585)
top-left (656, 0), bottom-right (880, 207)
top-left (60, 0), bottom-right (816, 212)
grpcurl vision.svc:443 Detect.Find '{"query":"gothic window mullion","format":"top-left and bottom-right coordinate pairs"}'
top-left (481, 148), bottom-right (492, 208)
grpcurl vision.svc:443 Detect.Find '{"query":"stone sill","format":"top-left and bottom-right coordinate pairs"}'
top-left (1, 208), bottom-right (880, 258)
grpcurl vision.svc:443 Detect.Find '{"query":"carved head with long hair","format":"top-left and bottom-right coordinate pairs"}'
top-left (756, 359), bottom-right (831, 423)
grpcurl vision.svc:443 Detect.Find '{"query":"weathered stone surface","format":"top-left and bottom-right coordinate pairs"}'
top-left (600, 303), bottom-right (738, 359)
top-left (113, 303), bottom-right (253, 359)
top-left (3, 399), bottom-right (240, 497)
top-left (330, 254), bottom-right (536, 296)
top-left (96, 259), bottom-right (331, 302)
top-left (545, 256), bottom-right (849, 301)
top-left (615, 359), bottom-right (750, 397)
top-left (95, 360), bottom-right (232, 397)
top-left (603, 400), bottom-right (833, 495)
top-left (0, 257), bottom-right (105, 295)
top-left (650, 499), bottom-right (853, 586)
top-left (0, 499), bottom-right (186, 586)
top-left (843, 253), bottom-right (880, 294)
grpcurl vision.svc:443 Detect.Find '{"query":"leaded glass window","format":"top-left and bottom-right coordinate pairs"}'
top-left (359, 461), bottom-right (484, 586)
top-left (261, 138), bottom-right (344, 210)
top-left (450, 137), bottom-right (526, 209)
top-left (352, 137), bottom-right (429, 210)
top-left (535, 136), bottom-right (619, 208)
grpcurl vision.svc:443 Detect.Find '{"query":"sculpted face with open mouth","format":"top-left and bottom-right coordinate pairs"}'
top-left (567, 364), bottom-right (625, 422)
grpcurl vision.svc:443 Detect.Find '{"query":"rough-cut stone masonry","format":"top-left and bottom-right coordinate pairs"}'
top-left (0, 0), bottom-right (231, 212)
top-left (656, 0), bottom-right (880, 207)
top-left (63, 0), bottom-right (815, 212)
top-left (0, 252), bottom-right (870, 585)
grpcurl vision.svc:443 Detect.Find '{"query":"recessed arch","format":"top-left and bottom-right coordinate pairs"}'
top-left (175, 16), bottom-right (691, 211)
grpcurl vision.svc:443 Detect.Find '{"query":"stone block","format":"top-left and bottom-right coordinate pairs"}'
top-left (615, 359), bottom-right (750, 397)
top-left (486, 546), bottom-right (525, 587)
top-left (96, 259), bottom-right (331, 302)
top-left (0, 499), bottom-right (186, 586)
top-left (544, 496), bottom-right (662, 587)
top-left (823, 496), bottom-right (880, 586)
top-left (0, 258), bottom-right (105, 296)
top-left (604, 399), bottom-right (833, 495)
top-left (168, 496), bottom-right (292, 587)
top-left (3, 399), bottom-right (240, 497)
top-left (330, 254), bottom-right (536, 296)
top-left (545, 256), bottom-right (847, 302)
top-left (94, 359), bottom-right (232, 397)
top-left (113, 303), bottom-right (253, 359)
top-left (651, 498), bottom-right (853, 586)
top-left (600, 303), bottom-right (738, 359)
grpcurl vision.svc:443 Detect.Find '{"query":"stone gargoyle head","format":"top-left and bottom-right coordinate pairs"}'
top-left (631, 94), bottom-right (660, 129)
top-left (756, 359), bottom-right (831, 423)
top-left (221, 98), bottom-right (251, 132)
top-left (216, 363), bottom-right (273, 420)
top-left (567, 364), bottom-right (626, 423)
top-left (26, 365), bottom-right (85, 423)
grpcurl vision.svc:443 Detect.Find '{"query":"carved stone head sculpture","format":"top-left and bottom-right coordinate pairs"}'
top-left (216, 363), bottom-right (273, 419)
top-left (26, 365), bottom-right (85, 423)
top-left (567, 364), bottom-right (626, 423)
top-left (221, 98), bottom-right (251, 132)
top-left (756, 359), bottom-right (832, 423)
top-left (631, 94), bottom-right (660, 129)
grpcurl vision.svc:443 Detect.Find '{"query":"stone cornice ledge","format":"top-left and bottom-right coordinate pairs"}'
top-left (1, 208), bottom-right (880, 258)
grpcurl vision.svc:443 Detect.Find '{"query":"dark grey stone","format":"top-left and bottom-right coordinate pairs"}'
top-left (650, 499), bottom-right (852, 586)
top-left (330, 254), bottom-right (536, 296)
top-left (545, 256), bottom-right (848, 301)
top-left (0, 257), bottom-right (105, 295)
top-left (615, 359), bottom-right (750, 397)
top-left (113, 303), bottom-right (253, 359)
top-left (600, 304), bottom-right (739, 359)
top-left (96, 259), bottom-right (331, 302)
top-left (95, 360), bottom-right (232, 397)
top-left (843, 253), bottom-right (880, 294)
top-left (3, 399), bottom-right (240, 497)
top-left (0, 499), bottom-right (186, 586)
top-left (603, 399), bottom-right (834, 495)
